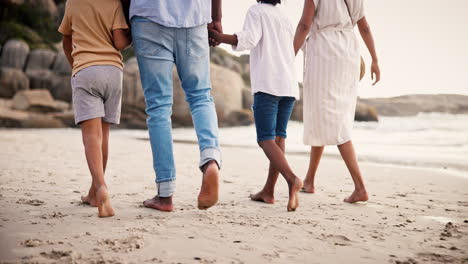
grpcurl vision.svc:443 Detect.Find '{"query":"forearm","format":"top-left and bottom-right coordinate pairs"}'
top-left (293, 24), bottom-right (310, 55)
top-left (218, 33), bottom-right (238, 46)
top-left (212, 0), bottom-right (222, 22)
top-left (359, 23), bottom-right (378, 62)
top-left (62, 35), bottom-right (73, 67)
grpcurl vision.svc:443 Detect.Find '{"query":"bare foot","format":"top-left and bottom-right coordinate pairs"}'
top-left (96, 186), bottom-right (115, 217)
top-left (198, 161), bottom-right (219, 210)
top-left (287, 177), bottom-right (303, 212)
top-left (344, 189), bottom-right (369, 203)
top-left (249, 191), bottom-right (275, 204)
top-left (143, 196), bottom-right (173, 212)
top-left (81, 186), bottom-right (97, 207)
top-left (301, 184), bottom-right (315, 194)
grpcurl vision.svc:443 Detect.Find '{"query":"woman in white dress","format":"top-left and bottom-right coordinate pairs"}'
top-left (293, 0), bottom-right (381, 202)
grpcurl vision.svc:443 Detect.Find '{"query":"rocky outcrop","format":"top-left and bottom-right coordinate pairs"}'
top-left (52, 51), bottom-right (72, 75)
top-left (122, 57), bottom-right (144, 108)
top-left (0, 39), bottom-right (30, 69)
top-left (0, 98), bottom-right (68, 128)
top-left (49, 74), bottom-right (72, 102)
top-left (0, 67), bottom-right (29, 98)
top-left (361, 94), bottom-right (468, 116)
top-left (355, 101), bottom-right (379, 122)
top-left (12, 89), bottom-right (67, 113)
top-left (25, 49), bottom-right (56, 72)
top-left (24, 0), bottom-right (58, 17)
top-left (26, 69), bottom-right (54, 89)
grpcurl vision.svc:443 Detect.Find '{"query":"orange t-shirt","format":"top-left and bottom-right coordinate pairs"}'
top-left (58, 0), bottom-right (129, 75)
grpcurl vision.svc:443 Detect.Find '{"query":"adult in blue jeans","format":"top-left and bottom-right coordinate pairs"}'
top-left (130, 0), bottom-right (223, 212)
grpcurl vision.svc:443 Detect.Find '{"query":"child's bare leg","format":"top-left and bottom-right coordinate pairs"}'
top-left (250, 136), bottom-right (285, 204)
top-left (81, 122), bottom-right (109, 206)
top-left (81, 118), bottom-right (115, 217)
top-left (101, 121), bottom-right (110, 172)
top-left (258, 139), bottom-right (303, 211)
top-left (337, 141), bottom-right (369, 203)
top-left (302, 146), bottom-right (324, 193)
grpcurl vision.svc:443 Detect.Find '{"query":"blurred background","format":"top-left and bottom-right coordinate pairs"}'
top-left (0, 0), bottom-right (467, 176)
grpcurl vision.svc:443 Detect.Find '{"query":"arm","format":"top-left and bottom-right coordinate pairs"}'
top-left (112, 29), bottom-right (132, 51)
top-left (208, 30), bottom-right (238, 46)
top-left (208, 0), bottom-right (223, 46)
top-left (293, 0), bottom-right (315, 55)
top-left (357, 17), bottom-right (380, 85)
top-left (62, 35), bottom-right (73, 67)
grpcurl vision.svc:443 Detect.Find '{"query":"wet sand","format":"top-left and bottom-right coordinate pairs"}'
top-left (0, 129), bottom-right (467, 263)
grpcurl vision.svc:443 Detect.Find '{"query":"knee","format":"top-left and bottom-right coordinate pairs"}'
top-left (82, 133), bottom-right (102, 149)
top-left (185, 89), bottom-right (213, 106)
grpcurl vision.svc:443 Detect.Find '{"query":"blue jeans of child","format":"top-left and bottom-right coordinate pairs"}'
top-left (131, 16), bottom-right (221, 197)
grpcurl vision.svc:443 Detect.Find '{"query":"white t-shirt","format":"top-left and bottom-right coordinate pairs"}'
top-left (233, 3), bottom-right (299, 99)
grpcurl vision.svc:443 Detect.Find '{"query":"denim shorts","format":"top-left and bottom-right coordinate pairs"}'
top-left (253, 92), bottom-right (296, 142)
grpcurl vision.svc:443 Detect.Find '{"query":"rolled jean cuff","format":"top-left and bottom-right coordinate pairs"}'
top-left (199, 147), bottom-right (222, 171)
top-left (157, 180), bottom-right (176, 197)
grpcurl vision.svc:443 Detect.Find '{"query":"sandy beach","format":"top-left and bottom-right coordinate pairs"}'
top-left (0, 128), bottom-right (467, 263)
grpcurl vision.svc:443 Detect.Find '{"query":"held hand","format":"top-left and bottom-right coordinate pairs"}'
top-left (208, 21), bottom-right (223, 46)
top-left (371, 61), bottom-right (381, 85)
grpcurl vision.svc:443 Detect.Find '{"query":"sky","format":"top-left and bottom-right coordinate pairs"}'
top-left (219, 0), bottom-right (468, 98)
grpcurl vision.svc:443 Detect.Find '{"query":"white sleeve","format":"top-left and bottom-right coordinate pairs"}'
top-left (232, 8), bottom-right (262, 52)
top-left (353, 0), bottom-right (365, 23)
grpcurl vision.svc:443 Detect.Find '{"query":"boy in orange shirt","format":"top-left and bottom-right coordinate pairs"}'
top-left (58, 0), bottom-right (131, 217)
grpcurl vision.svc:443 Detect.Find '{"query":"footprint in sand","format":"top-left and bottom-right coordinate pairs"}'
top-left (321, 234), bottom-right (353, 246)
top-left (100, 235), bottom-right (144, 253)
top-left (16, 198), bottom-right (44, 206)
top-left (40, 212), bottom-right (68, 219)
top-left (22, 239), bottom-right (54, 247)
top-left (417, 252), bottom-right (459, 263)
top-left (440, 222), bottom-right (461, 238)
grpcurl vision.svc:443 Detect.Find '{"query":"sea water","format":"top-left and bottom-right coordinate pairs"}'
top-left (125, 113), bottom-right (468, 177)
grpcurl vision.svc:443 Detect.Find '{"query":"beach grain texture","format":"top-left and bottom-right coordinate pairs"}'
top-left (0, 129), bottom-right (467, 264)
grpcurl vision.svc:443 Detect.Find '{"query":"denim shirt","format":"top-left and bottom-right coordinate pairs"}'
top-left (130, 0), bottom-right (212, 28)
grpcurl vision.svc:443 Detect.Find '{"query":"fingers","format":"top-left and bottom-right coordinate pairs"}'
top-left (371, 68), bottom-right (381, 85)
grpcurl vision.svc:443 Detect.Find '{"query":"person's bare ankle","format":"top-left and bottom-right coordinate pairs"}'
top-left (81, 185), bottom-right (97, 207)
top-left (198, 161), bottom-right (219, 210)
top-left (301, 178), bottom-right (315, 194)
top-left (95, 185), bottom-right (115, 217)
top-left (344, 188), bottom-right (369, 203)
top-left (249, 189), bottom-right (275, 204)
top-left (143, 196), bottom-right (174, 212)
top-left (287, 177), bottom-right (303, 212)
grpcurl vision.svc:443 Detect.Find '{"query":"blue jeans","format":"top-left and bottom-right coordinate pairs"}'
top-left (253, 92), bottom-right (296, 142)
top-left (131, 17), bottom-right (221, 197)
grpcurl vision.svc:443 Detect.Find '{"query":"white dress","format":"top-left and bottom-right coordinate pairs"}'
top-left (303, 0), bottom-right (365, 146)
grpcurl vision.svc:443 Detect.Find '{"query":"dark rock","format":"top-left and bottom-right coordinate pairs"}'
top-left (355, 101), bottom-right (379, 122)
top-left (49, 74), bottom-right (72, 102)
top-left (12, 89), bottom-right (64, 112)
top-left (0, 67), bottom-right (30, 98)
top-left (51, 51), bottom-right (72, 75)
top-left (242, 88), bottom-right (253, 109)
top-left (25, 49), bottom-right (56, 72)
top-left (361, 94), bottom-right (468, 116)
top-left (26, 69), bottom-right (54, 89)
top-left (0, 107), bottom-right (65, 128)
top-left (0, 39), bottom-right (30, 69)
top-left (223, 109), bottom-right (254, 127)
top-left (24, 0), bottom-right (58, 17)
top-left (122, 57), bottom-right (144, 108)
